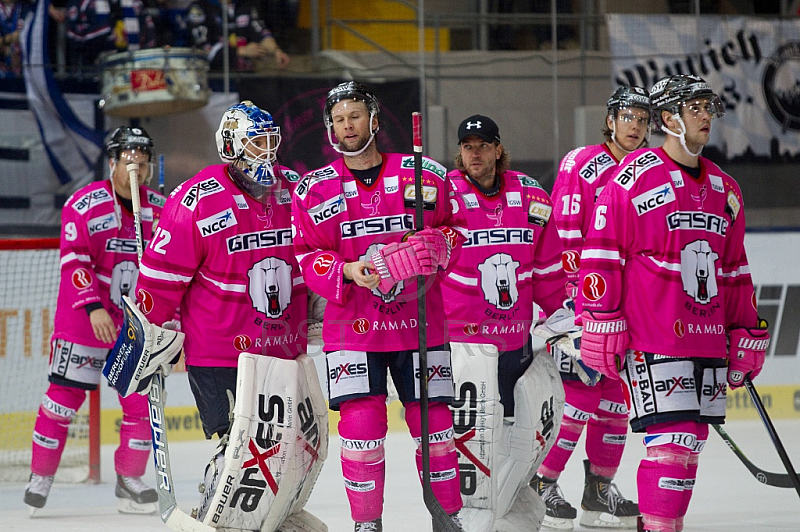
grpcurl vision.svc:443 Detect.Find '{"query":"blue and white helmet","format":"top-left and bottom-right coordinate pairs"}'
top-left (216, 101), bottom-right (281, 185)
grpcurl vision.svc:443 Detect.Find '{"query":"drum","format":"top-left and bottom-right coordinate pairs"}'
top-left (100, 47), bottom-right (210, 118)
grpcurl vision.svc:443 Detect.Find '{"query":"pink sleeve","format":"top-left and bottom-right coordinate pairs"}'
top-left (719, 183), bottom-right (759, 330)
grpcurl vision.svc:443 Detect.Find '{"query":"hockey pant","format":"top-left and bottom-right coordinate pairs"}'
top-left (31, 382), bottom-right (151, 477)
top-left (538, 377), bottom-right (629, 480)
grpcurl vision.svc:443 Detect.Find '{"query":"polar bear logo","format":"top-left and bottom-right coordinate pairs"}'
top-left (110, 261), bottom-right (138, 308)
top-left (478, 253), bottom-right (520, 310)
top-left (248, 257), bottom-right (293, 318)
top-left (362, 243), bottom-right (404, 304)
top-left (680, 240), bottom-right (719, 304)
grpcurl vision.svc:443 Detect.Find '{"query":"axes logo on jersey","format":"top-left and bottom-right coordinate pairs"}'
top-left (363, 243), bottom-right (404, 303)
top-left (578, 151), bottom-right (615, 184)
top-left (312, 254), bottom-right (334, 276)
top-left (181, 178), bottom-right (223, 211)
top-left (562, 250), bottom-right (580, 275)
top-left (248, 257), bottom-right (293, 318)
top-left (614, 151), bottom-right (662, 191)
top-left (478, 253), bottom-right (520, 310)
top-left (110, 260), bottom-right (139, 309)
top-left (680, 240), bottom-right (719, 305)
top-left (72, 188), bottom-right (113, 215)
top-left (582, 273), bottom-right (607, 302)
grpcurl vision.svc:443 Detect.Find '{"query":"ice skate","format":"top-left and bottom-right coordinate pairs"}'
top-left (580, 460), bottom-right (639, 529)
top-left (115, 474), bottom-right (158, 514)
top-left (195, 451), bottom-right (225, 521)
top-left (24, 473), bottom-right (54, 515)
top-left (530, 473), bottom-right (577, 530)
top-left (354, 517), bottom-right (382, 531)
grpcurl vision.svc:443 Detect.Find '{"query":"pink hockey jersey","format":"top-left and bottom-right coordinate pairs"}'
top-left (577, 147), bottom-right (759, 358)
top-left (551, 143), bottom-right (620, 285)
top-left (442, 170), bottom-right (566, 350)
top-left (135, 164), bottom-right (308, 367)
top-left (53, 180), bottom-right (165, 348)
top-left (293, 153), bottom-right (462, 352)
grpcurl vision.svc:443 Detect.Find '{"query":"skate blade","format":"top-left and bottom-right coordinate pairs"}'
top-left (580, 511), bottom-right (638, 529)
top-left (542, 516), bottom-right (574, 530)
top-left (117, 498), bottom-right (158, 515)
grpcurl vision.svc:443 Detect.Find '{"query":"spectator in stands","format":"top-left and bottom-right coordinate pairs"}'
top-left (0, 0), bottom-right (31, 77)
top-left (186, 0), bottom-right (289, 72)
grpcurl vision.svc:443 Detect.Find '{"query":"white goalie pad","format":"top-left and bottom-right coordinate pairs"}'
top-left (451, 343), bottom-right (565, 532)
top-left (202, 353), bottom-right (329, 532)
top-left (103, 295), bottom-right (185, 397)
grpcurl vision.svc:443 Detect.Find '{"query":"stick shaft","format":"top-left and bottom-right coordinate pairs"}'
top-left (127, 163), bottom-right (145, 262)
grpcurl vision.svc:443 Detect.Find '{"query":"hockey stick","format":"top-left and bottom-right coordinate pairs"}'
top-left (711, 423), bottom-right (797, 489)
top-left (158, 154), bottom-right (166, 196)
top-left (412, 113), bottom-right (459, 532)
top-left (127, 163), bottom-right (213, 531)
top-left (744, 377), bottom-right (800, 498)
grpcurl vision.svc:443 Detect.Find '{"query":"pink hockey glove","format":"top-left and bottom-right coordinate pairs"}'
top-left (727, 322), bottom-right (770, 389)
top-left (407, 228), bottom-right (451, 270)
top-left (580, 309), bottom-right (629, 380)
top-left (370, 240), bottom-right (436, 293)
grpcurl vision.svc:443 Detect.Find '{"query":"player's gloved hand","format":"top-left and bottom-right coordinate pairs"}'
top-left (727, 319), bottom-right (770, 389)
top-left (580, 309), bottom-right (629, 380)
top-left (370, 240), bottom-right (435, 293)
top-left (407, 228), bottom-right (451, 270)
top-left (159, 320), bottom-right (182, 377)
top-left (533, 305), bottom-right (599, 386)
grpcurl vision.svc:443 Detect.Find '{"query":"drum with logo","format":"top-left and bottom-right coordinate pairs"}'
top-left (99, 47), bottom-right (210, 118)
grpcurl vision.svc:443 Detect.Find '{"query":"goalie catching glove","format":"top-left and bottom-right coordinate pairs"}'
top-left (727, 319), bottom-right (770, 389)
top-left (103, 295), bottom-right (184, 397)
top-left (579, 309), bottom-right (629, 380)
top-left (532, 305), bottom-right (599, 386)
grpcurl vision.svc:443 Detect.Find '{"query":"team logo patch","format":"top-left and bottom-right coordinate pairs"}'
top-left (352, 318), bottom-right (370, 334)
top-left (674, 319), bottom-right (686, 338)
top-left (679, 240), bottom-right (719, 305)
top-left (248, 256), bottom-right (293, 318)
top-left (562, 250), bottom-right (580, 274)
top-left (528, 201), bottom-right (552, 226)
top-left (582, 273), bottom-right (607, 302)
top-left (633, 183), bottom-right (675, 216)
top-left (463, 323), bottom-right (478, 336)
top-left (233, 334), bottom-right (252, 351)
top-left (403, 184), bottom-right (438, 210)
top-left (478, 253), bottom-right (520, 310)
top-left (726, 190), bottom-right (741, 221)
top-left (71, 268), bottom-right (92, 289)
top-left (137, 288), bottom-right (154, 314)
top-left (110, 261), bottom-right (138, 309)
top-left (313, 254), bottom-right (334, 276)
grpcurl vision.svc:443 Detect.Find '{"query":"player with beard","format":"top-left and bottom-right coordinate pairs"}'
top-left (531, 86), bottom-right (650, 530)
top-left (293, 81), bottom-right (465, 532)
top-left (578, 75), bottom-right (768, 532)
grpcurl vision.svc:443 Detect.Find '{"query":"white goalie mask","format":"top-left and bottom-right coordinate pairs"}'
top-left (216, 101), bottom-right (282, 186)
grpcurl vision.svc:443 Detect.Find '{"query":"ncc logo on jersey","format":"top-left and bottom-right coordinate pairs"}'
top-left (633, 183), bottom-right (675, 216)
top-left (311, 195), bottom-right (347, 225)
top-left (87, 213), bottom-right (117, 235)
top-left (197, 208), bottom-right (238, 237)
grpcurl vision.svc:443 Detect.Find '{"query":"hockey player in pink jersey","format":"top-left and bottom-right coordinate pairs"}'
top-left (578, 75), bottom-right (769, 532)
top-left (131, 101), bottom-right (330, 530)
top-left (293, 81), bottom-right (464, 532)
top-left (25, 127), bottom-right (164, 514)
top-left (443, 114), bottom-right (576, 531)
top-left (533, 86), bottom-right (650, 530)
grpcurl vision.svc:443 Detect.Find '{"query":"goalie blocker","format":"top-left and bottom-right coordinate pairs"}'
top-left (104, 295), bottom-right (185, 398)
top-left (450, 342), bottom-right (565, 532)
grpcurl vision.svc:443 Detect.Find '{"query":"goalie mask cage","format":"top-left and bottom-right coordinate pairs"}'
top-left (0, 238), bottom-right (100, 483)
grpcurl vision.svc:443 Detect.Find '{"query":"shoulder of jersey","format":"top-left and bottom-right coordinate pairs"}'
top-left (279, 166), bottom-right (301, 183)
top-left (612, 148), bottom-right (664, 192)
top-left (515, 172), bottom-right (544, 190)
top-left (169, 166), bottom-right (229, 213)
top-left (296, 164), bottom-right (340, 200)
top-left (66, 181), bottom-right (114, 216)
top-left (145, 188), bottom-right (166, 209)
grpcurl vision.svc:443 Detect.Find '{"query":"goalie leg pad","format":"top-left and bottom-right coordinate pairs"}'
top-left (202, 353), bottom-right (328, 532)
top-left (104, 296), bottom-right (185, 398)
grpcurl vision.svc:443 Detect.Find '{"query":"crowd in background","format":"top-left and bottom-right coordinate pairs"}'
top-left (0, 0), bottom-right (296, 78)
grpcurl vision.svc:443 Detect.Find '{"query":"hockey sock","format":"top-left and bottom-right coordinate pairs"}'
top-left (677, 425), bottom-right (706, 524)
top-left (115, 392), bottom-right (153, 477)
top-left (584, 378), bottom-right (628, 478)
top-left (31, 384), bottom-right (86, 476)
top-left (339, 395), bottom-right (388, 523)
top-left (405, 401), bottom-right (462, 515)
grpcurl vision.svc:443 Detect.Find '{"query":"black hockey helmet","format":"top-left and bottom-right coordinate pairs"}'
top-left (649, 75), bottom-right (725, 130)
top-left (607, 85), bottom-right (651, 115)
top-left (106, 127), bottom-right (154, 161)
top-left (323, 81), bottom-right (380, 128)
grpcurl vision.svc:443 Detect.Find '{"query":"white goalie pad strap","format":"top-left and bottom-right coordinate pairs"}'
top-left (103, 295), bottom-right (185, 398)
top-left (202, 353), bottom-right (328, 532)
